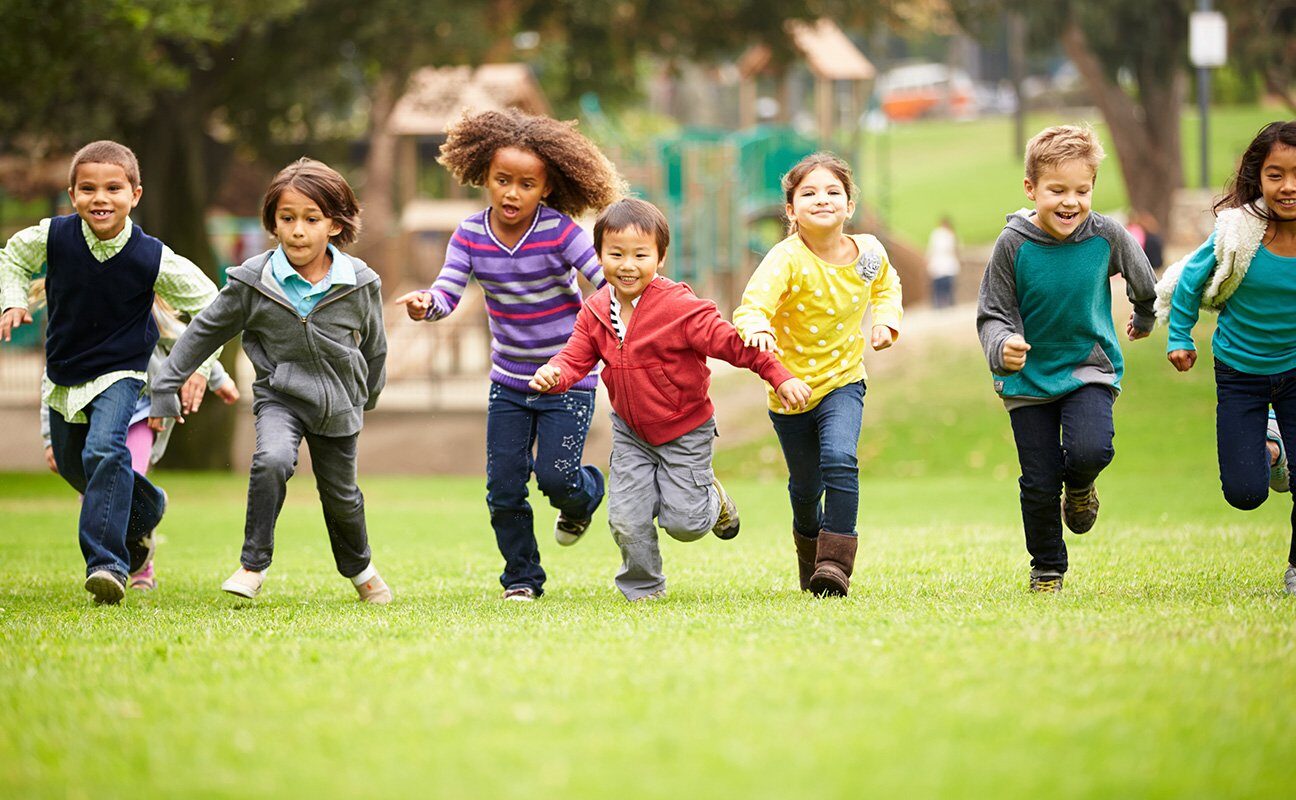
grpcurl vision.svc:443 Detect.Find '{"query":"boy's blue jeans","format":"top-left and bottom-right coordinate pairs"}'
top-left (1007, 384), bottom-right (1116, 574)
top-left (768, 380), bottom-right (865, 537)
top-left (47, 377), bottom-right (166, 581)
top-left (485, 383), bottom-right (605, 594)
top-left (1213, 359), bottom-right (1296, 566)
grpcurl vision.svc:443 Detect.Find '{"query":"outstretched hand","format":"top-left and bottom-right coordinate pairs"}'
top-left (0, 307), bottom-right (32, 342)
top-left (394, 290), bottom-right (433, 321)
top-left (744, 331), bottom-right (780, 354)
top-left (529, 363), bottom-right (562, 392)
top-left (775, 377), bottom-right (812, 411)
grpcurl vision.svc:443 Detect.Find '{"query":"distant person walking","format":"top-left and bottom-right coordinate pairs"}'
top-left (926, 216), bottom-right (959, 308)
top-left (1126, 210), bottom-right (1164, 272)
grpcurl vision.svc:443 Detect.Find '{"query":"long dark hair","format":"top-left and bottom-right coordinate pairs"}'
top-left (1215, 120), bottom-right (1296, 220)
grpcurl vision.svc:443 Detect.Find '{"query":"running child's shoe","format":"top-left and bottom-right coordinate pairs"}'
top-left (128, 561), bottom-right (157, 591)
top-left (354, 571), bottom-right (393, 604)
top-left (85, 570), bottom-right (126, 605)
top-left (554, 512), bottom-right (592, 546)
top-left (1266, 417), bottom-right (1289, 493)
top-left (1284, 565), bottom-right (1296, 596)
top-left (711, 478), bottom-right (740, 540)
top-left (1029, 568), bottom-right (1064, 593)
top-left (221, 567), bottom-right (265, 599)
top-left (502, 585), bottom-right (537, 602)
top-left (1061, 483), bottom-right (1099, 534)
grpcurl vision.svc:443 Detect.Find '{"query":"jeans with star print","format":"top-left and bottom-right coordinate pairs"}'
top-left (484, 382), bottom-right (605, 595)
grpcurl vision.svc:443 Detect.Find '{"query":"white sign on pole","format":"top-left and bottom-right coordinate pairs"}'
top-left (1190, 11), bottom-right (1228, 68)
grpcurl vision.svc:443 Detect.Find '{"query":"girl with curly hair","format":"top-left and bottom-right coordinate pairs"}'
top-left (396, 109), bottom-right (625, 601)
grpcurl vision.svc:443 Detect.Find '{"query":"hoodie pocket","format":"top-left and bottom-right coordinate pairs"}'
top-left (629, 365), bottom-right (683, 424)
top-left (268, 361), bottom-right (320, 404)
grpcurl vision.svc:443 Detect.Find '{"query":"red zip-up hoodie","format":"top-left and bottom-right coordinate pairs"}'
top-left (546, 276), bottom-right (794, 446)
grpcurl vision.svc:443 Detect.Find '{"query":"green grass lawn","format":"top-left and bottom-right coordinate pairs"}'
top-left (861, 105), bottom-right (1284, 246)
top-left (3, 324), bottom-right (1294, 799)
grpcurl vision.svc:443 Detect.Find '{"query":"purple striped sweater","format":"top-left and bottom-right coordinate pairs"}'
top-left (425, 206), bottom-right (605, 391)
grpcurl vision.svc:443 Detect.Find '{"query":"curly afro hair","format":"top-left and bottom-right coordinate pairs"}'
top-left (437, 108), bottom-right (625, 218)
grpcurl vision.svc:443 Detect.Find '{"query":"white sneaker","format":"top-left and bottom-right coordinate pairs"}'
top-left (221, 567), bottom-right (265, 598)
top-left (554, 513), bottom-right (592, 546)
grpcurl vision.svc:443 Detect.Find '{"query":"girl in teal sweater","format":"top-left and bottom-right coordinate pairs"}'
top-left (1163, 120), bottom-right (1296, 595)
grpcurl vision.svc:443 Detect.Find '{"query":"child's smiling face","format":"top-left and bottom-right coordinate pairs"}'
top-left (273, 188), bottom-right (341, 272)
top-left (1024, 159), bottom-right (1094, 240)
top-left (69, 162), bottom-right (141, 240)
top-left (1261, 143), bottom-right (1296, 222)
top-left (487, 146), bottom-right (550, 232)
top-left (600, 226), bottom-right (663, 304)
top-left (787, 166), bottom-right (855, 235)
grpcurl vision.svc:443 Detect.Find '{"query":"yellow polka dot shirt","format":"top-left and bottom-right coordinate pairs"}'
top-left (733, 233), bottom-right (903, 413)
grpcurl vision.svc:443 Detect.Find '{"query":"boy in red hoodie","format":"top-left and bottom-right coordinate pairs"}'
top-left (531, 198), bottom-right (810, 600)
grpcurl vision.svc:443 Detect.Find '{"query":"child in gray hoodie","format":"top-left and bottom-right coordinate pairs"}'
top-left (151, 158), bottom-right (390, 603)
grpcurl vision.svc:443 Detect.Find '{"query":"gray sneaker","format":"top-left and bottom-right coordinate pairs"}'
top-left (1267, 419), bottom-right (1289, 493)
top-left (1284, 565), bottom-right (1296, 595)
top-left (1029, 568), bottom-right (1064, 593)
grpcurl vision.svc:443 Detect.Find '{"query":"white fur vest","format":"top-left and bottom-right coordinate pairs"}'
top-left (1153, 201), bottom-right (1269, 325)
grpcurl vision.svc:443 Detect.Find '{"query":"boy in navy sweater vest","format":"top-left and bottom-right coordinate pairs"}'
top-left (0, 140), bottom-right (220, 604)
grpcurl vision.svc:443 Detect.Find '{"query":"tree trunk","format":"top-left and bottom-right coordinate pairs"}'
top-left (129, 95), bottom-right (240, 470)
top-left (353, 71), bottom-right (402, 284)
top-left (1060, 16), bottom-right (1184, 234)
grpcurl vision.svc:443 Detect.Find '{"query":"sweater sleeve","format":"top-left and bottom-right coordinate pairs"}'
top-left (360, 280), bottom-right (388, 410)
top-left (0, 220), bottom-right (49, 311)
top-left (733, 248), bottom-right (793, 340)
top-left (425, 227), bottom-right (474, 320)
top-left (866, 240), bottom-right (904, 334)
top-left (546, 302), bottom-right (604, 392)
top-left (150, 282), bottom-right (247, 420)
top-left (1107, 223), bottom-right (1157, 332)
top-left (687, 300), bottom-right (794, 389)
top-left (562, 220), bottom-right (606, 290)
top-left (1166, 234), bottom-right (1219, 353)
top-left (976, 232), bottom-right (1024, 375)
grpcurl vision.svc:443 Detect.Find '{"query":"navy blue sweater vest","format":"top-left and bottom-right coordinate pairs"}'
top-left (44, 214), bottom-right (162, 385)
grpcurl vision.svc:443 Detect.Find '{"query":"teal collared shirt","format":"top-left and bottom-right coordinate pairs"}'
top-left (270, 244), bottom-right (356, 316)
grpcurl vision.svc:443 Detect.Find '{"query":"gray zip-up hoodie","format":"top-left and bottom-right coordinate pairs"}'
top-left (152, 250), bottom-right (387, 437)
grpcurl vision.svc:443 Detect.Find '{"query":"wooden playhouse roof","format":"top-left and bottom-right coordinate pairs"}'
top-left (387, 63), bottom-right (551, 136)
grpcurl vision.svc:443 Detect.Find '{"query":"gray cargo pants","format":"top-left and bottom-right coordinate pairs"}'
top-left (608, 413), bottom-right (720, 600)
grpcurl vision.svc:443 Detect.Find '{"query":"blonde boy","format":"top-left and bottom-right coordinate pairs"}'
top-left (975, 125), bottom-right (1156, 592)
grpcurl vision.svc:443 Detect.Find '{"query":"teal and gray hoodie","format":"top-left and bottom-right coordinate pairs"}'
top-left (976, 210), bottom-right (1156, 408)
top-left (152, 250), bottom-right (387, 437)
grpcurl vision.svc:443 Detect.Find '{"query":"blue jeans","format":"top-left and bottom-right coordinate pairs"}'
top-left (47, 378), bottom-right (166, 581)
top-left (1213, 359), bottom-right (1296, 565)
top-left (485, 383), bottom-right (605, 594)
top-left (1007, 384), bottom-right (1116, 573)
top-left (768, 381), bottom-right (865, 537)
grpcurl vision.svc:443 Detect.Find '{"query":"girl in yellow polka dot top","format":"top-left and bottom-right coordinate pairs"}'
top-left (733, 152), bottom-right (903, 598)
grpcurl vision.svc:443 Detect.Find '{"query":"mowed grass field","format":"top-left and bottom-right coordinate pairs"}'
top-left (2, 320), bottom-right (1294, 799)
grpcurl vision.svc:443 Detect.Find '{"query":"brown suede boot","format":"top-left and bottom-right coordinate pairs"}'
top-left (808, 531), bottom-right (857, 597)
top-left (793, 530), bottom-right (818, 591)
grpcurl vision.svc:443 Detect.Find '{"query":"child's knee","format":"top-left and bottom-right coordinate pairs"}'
top-left (1222, 481), bottom-right (1266, 511)
top-left (252, 446), bottom-right (297, 482)
top-left (1067, 442), bottom-right (1114, 474)
top-left (657, 504), bottom-right (713, 542)
top-left (533, 463), bottom-right (574, 499)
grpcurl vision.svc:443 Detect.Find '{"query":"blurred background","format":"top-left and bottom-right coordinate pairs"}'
top-left (0, 0), bottom-right (1290, 472)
